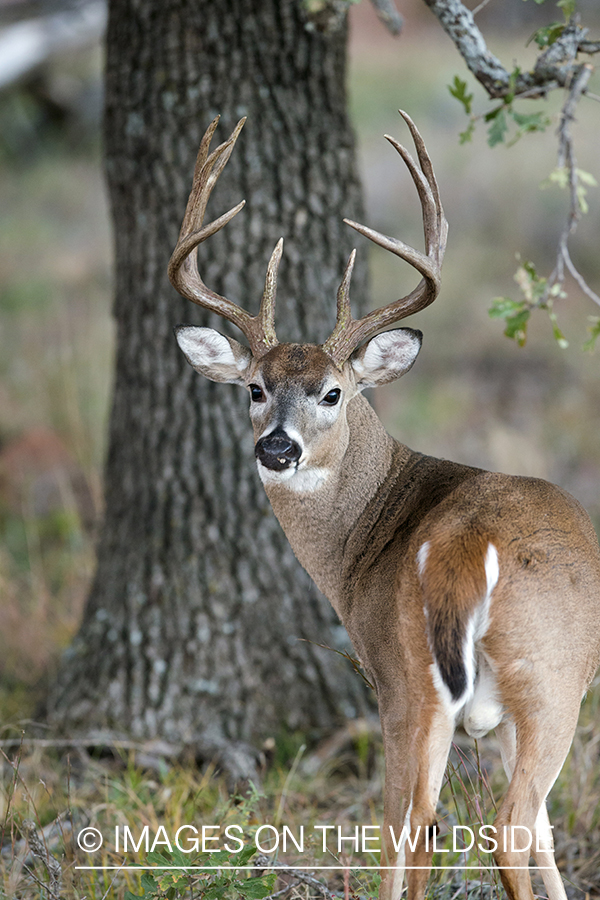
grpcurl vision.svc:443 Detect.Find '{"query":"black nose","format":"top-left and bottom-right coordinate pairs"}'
top-left (255, 428), bottom-right (302, 471)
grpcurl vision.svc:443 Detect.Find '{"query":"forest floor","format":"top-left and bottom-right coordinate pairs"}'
top-left (1, 6), bottom-right (600, 898)
top-left (2, 708), bottom-right (600, 899)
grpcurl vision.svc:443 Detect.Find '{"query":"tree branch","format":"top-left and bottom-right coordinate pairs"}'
top-left (421, 0), bottom-right (597, 99)
top-left (422, 0), bottom-right (516, 97)
top-left (369, 0), bottom-right (403, 35)
top-left (421, 0), bottom-right (599, 330)
top-left (255, 856), bottom-right (337, 900)
top-left (21, 820), bottom-right (63, 900)
top-left (545, 64), bottom-right (600, 309)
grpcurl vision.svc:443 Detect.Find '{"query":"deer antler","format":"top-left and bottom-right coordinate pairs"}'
top-left (322, 110), bottom-right (448, 366)
top-left (168, 116), bottom-right (281, 356)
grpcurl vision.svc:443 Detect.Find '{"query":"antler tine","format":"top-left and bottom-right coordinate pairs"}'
top-left (396, 109), bottom-right (448, 261)
top-left (383, 137), bottom-right (436, 261)
top-left (335, 249), bottom-right (357, 331)
top-left (322, 112), bottom-right (447, 367)
top-left (170, 117), bottom-right (245, 273)
top-left (259, 238), bottom-right (284, 351)
top-left (179, 115), bottom-right (221, 237)
top-left (169, 117), bottom-right (280, 356)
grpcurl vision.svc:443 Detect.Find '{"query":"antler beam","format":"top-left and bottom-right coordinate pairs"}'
top-left (168, 116), bottom-right (281, 357)
top-left (322, 110), bottom-right (448, 367)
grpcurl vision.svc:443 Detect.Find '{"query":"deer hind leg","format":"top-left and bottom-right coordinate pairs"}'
top-left (381, 532), bottom-right (499, 900)
top-left (533, 803), bottom-right (568, 900)
top-left (379, 702), bottom-right (455, 900)
top-left (494, 711), bottom-right (575, 900)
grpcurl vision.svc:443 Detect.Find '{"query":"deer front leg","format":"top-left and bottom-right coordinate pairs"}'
top-left (379, 698), bottom-right (455, 900)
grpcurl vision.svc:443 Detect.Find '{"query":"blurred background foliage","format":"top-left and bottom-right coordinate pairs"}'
top-left (0, 0), bottom-right (599, 738)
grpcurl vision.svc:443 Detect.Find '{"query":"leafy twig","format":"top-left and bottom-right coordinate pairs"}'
top-left (480, 62), bottom-right (599, 346)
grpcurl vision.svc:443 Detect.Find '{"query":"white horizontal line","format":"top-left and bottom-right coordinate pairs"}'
top-left (75, 865), bottom-right (554, 871)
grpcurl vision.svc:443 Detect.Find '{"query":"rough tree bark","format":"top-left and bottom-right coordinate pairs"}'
top-left (47, 0), bottom-right (371, 771)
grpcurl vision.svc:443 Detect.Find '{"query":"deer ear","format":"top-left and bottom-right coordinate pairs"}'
top-left (175, 326), bottom-right (252, 384)
top-left (350, 328), bottom-right (422, 388)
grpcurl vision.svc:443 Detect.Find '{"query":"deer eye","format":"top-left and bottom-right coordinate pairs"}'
top-left (249, 384), bottom-right (265, 403)
top-left (320, 388), bottom-right (341, 407)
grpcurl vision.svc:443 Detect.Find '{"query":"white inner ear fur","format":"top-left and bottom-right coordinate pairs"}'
top-left (175, 326), bottom-right (252, 384)
top-left (351, 328), bottom-right (422, 387)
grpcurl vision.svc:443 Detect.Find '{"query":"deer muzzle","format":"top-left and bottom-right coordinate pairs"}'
top-left (255, 428), bottom-right (302, 472)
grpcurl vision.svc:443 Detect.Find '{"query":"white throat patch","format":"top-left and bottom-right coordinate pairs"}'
top-left (256, 461), bottom-right (330, 493)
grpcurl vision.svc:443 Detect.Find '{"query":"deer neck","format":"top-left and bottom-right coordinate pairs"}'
top-left (262, 393), bottom-right (404, 610)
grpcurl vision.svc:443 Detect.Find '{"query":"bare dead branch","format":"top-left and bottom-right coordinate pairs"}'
top-left (21, 819), bottom-right (62, 900)
top-left (563, 241), bottom-right (600, 307)
top-left (256, 856), bottom-right (337, 900)
top-left (544, 64), bottom-right (600, 310)
top-left (100, 865), bottom-right (128, 900)
top-left (471, 0), bottom-right (493, 16)
top-left (369, 0), bottom-right (403, 35)
top-left (0, 736), bottom-right (182, 753)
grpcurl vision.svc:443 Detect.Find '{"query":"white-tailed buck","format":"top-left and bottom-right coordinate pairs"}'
top-left (169, 113), bottom-right (600, 900)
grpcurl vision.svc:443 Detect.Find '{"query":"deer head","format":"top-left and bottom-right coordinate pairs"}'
top-left (170, 112), bottom-right (447, 492)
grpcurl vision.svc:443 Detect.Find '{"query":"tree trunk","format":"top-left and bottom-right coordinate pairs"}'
top-left (48, 0), bottom-right (371, 769)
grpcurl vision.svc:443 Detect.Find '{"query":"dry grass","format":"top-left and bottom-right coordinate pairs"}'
top-left (1, 716), bottom-right (600, 899)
